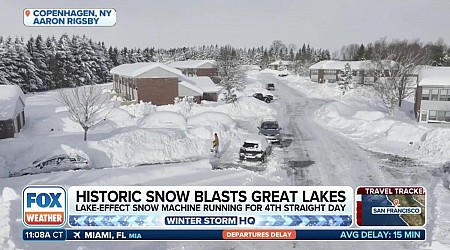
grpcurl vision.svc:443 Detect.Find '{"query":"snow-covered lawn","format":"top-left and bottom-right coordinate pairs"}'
top-left (0, 77), bottom-right (291, 249)
top-left (0, 82), bottom-right (278, 176)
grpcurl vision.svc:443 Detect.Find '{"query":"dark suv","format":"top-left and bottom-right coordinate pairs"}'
top-left (266, 83), bottom-right (275, 91)
top-left (258, 118), bottom-right (282, 143)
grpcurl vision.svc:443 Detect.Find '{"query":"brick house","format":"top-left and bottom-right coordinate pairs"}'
top-left (168, 60), bottom-right (219, 83)
top-left (415, 67), bottom-right (450, 123)
top-left (168, 60), bottom-right (217, 77)
top-left (110, 62), bottom-right (218, 105)
top-left (0, 85), bottom-right (26, 139)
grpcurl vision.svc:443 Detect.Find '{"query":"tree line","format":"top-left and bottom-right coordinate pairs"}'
top-left (0, 34), bottom-right (330, 93)
top-left (336, 37), bottom-right (449, 66)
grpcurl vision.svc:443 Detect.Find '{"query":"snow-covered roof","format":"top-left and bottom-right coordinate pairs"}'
top-left (309, 60), bottom-right (376, 70)
top-left (110, 62), bottom-right (183, 78)
top-left (309, 60), bottom-right (401, 71)
top-left (0, 85), bottom-right (25, 120)
top-left (187, 77), bottom-right (218, 93)
top-left (269, 60), bottom-right (292, 66)
top-left (168, 60), bottom-right (217, 69)
top-left (178, 81), bottom-right (203, 96)
top-left (418, 67), bottom-right (450, 86)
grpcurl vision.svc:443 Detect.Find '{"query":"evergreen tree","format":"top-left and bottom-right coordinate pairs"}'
top-left (354, 44), bottom-right (366, 60)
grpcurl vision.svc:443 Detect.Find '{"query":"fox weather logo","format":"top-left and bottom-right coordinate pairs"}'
top-left (22, 186), bottom-right (66, 227)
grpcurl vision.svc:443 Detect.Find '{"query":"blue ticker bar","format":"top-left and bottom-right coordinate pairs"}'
top-left (23, 229), bottom-right (425, 241)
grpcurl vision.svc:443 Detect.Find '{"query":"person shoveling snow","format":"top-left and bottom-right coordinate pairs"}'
top-left (212, 133), bottom-right (219, 157)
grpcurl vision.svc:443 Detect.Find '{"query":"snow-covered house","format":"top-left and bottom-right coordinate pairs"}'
top-left (268, 60), bottom-right (292, 70)
top-left (309, 60), bottom-right (407, 84)
top-left (0, 85), bottom-right (26, 139)
top-left (168, 60), bottom-right (218, 78)
top-left (309, 60), bottom-right (378, 84)
top-left (415, 67), bottom-right (450, 123)
top-left (110, 62), bottom-right (218, 105)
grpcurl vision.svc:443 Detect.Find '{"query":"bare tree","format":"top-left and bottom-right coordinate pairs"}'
top-left (269, 40), bottom-right (287, 60)
top-left (57, 85), bottom-right (111, 141)
top-left (371, 39), bottom-right (429, 115)
top-left (339, 44), bottom-right (360, 60)
top-left (216, 45), bottom-right (245, 103)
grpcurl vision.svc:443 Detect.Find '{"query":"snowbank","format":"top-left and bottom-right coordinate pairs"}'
top-left (89, 128), bottom-right (206, 166)
top-left (0, 187), bottom-right (18, 250)
top-left (316, 99), bottom-right (428, 148)
top-left (139, 111), bottom-right (187, 130)
top-left (407, 128), bottom-right (450, 164)
top-left (120, 101), bottom-right (156, 117)
top-left (187, 111), bottom-right (235, 129)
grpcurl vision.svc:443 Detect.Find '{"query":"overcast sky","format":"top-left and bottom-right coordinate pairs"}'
top-left (1, 0), bottom-right (450, 52)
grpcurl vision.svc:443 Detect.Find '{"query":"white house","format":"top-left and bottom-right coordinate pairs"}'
top-left (269, 60), bottom-right (292, 70)
top-left (309, 60), bottom-right (379, 84)
top-left (415, 67), bottom-right (450, 123)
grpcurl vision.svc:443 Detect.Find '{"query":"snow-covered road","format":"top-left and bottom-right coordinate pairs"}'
top-left (271, 73), bottom-right (390, 187)
top-left (251, 72), bottom-right (428, 250)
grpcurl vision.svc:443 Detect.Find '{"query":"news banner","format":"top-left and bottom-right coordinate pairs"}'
top-left (22, 185), bottom-right (426, 241)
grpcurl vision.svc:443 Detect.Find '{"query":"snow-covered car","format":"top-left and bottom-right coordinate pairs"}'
top-left (278, 71), bottom-right (289, 77)
top-left (253, 93), bottom-right (273, 103)
top-left (239, 135), bottom-right (272, 162)
top-left (258, 118), bottom-right (282, 143)
top-left (266, 83), bottom-right (275, 91)
top-left (10, 154), bottom-right (89, 177)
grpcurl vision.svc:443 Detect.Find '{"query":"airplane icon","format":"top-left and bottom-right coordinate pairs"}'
top-left (74, 231), bottom-right (81, 239)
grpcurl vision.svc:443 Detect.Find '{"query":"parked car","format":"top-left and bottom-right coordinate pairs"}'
top-left (258, 118), bottom-right (282, 143)
top-left (253, 93), bottom-right (273, 103)
top-left (239, 135), bottom-right (272, 162)
top-left (266, 83), bottom-right (275, 91)
top-left (278, 71), bottom-right (289, 77)
top-left (10, 154), bottom-right (89, 177)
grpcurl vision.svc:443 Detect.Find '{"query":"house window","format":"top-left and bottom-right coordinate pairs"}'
top-left (438, 111), bottom-right (446, 121)
top-left (439, 89), bottom-right (448, 101)
top-left (429, 110), bottom-right (437, 120)
top-left (311, 70), bottom-right (318, 75)
top-left (431, 89), bottom-right (439, 101)
top-left (324, 70), bottom-right (336, 75)
top-left (439, 89), bottom-right (450, 101)
top-left (421, 89), bottom-right (429, 100)
top-left (420, 111), bottom-right (427, 121)
top-left (446, 112), bottom-right (450, 122)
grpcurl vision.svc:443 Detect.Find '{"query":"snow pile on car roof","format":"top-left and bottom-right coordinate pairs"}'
top-left (242, 135), bottom-right (267, 145)
top-left (139, 111), bottom-right (186, 130)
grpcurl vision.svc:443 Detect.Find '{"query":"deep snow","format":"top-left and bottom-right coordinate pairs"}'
top-left (0, 69), bottom-right (449, 249)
